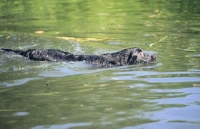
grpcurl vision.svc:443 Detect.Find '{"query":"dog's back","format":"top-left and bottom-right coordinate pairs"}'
top-left (1, 47), bottom-right (156, 67)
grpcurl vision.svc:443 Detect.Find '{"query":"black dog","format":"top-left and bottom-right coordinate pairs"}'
top-left (1, 47), bottom-right (156, 67)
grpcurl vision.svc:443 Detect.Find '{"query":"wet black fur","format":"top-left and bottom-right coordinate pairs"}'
top-left (1, 47), bottom-right (156, 67)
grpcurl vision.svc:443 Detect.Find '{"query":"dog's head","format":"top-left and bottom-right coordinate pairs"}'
top-left (127, 48), bottom-right (157, 64)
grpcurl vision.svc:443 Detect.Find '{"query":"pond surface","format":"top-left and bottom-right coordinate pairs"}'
top-left (0, 0), bottom-right (200, 129)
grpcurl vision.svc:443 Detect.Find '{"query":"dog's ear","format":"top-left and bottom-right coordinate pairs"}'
top-left (127, 51), bottom-right (137, 64)
top-left (127, 51), bottom-right (133, 63)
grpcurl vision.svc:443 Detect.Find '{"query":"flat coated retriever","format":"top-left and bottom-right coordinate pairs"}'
top-left (1, 47), bottom-right (156, 67)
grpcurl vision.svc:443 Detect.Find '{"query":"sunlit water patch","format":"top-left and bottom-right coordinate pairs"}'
top-left (13, 112), bottom-right (29, 116)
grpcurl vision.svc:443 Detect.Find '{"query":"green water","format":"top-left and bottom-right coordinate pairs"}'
top-left (0, 0), bottom-right (200, 129)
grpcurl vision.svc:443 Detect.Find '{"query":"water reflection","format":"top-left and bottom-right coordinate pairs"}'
top-left (141, 77), bottom-right (200, 83)
top-left (109, 71), bottom-right (200, 82)
top-left (128, 122), bottom-right (200, 129)
top-left (31, 123), bottom-right (91, 129)
top-left (1, 77), bottom-right (40, 87)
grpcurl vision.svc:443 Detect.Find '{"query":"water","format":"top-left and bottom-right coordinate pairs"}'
top-left (0, 0), bottom-right (200, 129)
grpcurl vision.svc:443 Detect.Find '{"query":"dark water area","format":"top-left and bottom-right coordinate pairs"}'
top-left (0, 0), bottom-right (200, 129)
